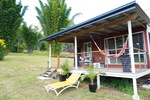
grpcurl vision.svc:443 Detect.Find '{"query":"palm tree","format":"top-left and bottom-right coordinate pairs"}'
top-left (35, 0), bottom-right (82, 68)
top-left (35, 0), bottom-right (48, 36)
top-left (35, 0), bottom-right (71, 68)
top-left (69, 12), bottom-right (82, 26)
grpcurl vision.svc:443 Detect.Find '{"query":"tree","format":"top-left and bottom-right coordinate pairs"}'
top-left (36, 0), bottom-right (72, 68)
top-left (35, 0), bottom-right (48, 36)
top-left (68, 12), bottom-right (82, 26)
top-left (21, 23), bottom-right (41, 53)
top-left (11, 27), bottom-right (25, 53)
top-left (63, 12), bottom-right (82, 53)
top-left (0, 0), bottom-right (27, 51)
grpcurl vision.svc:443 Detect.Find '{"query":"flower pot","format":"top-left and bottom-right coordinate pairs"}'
top-left (59, 74), bottom-right (67, 81)
top-left (89, 83), bottom-right (97, 92)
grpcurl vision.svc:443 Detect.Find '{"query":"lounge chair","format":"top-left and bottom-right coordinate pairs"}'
top-left (44, 73), bottom-right (81, 96)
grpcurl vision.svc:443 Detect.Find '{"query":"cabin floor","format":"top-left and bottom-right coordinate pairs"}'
top-left (68, 67), bottom-right (150, 79)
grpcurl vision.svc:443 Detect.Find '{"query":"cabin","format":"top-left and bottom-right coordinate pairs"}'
top-left (39, 1), bottom-right (150, 100)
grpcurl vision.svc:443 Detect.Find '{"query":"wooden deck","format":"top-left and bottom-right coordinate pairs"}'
top-left (70, 67), bottom-right (150, 79)
top-left (69, 67), bottom-right (150, 90)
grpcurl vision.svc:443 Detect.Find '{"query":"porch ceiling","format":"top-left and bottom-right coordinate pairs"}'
top-left (39, 1), bottom-right (150, 43)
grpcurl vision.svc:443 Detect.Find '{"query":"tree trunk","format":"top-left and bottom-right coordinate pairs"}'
top-left (27, 47), bottom-right (33, 53)
top-left (17, 39), bottom-right (20, 53)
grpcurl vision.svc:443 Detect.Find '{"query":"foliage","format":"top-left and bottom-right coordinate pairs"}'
top-left (68, 12), bottom-right (82, 26)
top-left (60, 62), bottom-right (70, 76)
top-left (0, 39), bottom-right (6, 60)
top-left (111, 78), bottom-right (133, 94)
top-left (21, 23), bottom-right (42, 53)
top-left (35, 0), bottom-right (47, 36)
top-left (101, 77), bottom-right (133, 94)
top-left (81, 64), bottom-right (97, 85)
top-left (35, 0), bottom-right (71, 56)
top-left (11, 27), bottom-right (26, 53)
top-left (39, 42), bottom-right (47, 51)
top-left (62, 43), bottom-right (74, 53)
top-left (11, 45), bottom-right (25, 53)
top-left (0, 0), bottom-right (27, 51)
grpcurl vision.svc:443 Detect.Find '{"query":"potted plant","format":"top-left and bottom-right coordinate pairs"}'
top-left (59, 62), bottom-right (70, 81)
top-left (81, 64), bottom-right (97, 92)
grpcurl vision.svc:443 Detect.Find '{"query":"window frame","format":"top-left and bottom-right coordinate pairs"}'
top-left (104, 31), bottom-right (145, 64)
top-left (83, 42), bottom-right (92, 58)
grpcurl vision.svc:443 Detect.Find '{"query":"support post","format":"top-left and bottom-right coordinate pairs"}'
top-left (49, 43), bottom-right (52, 68)
top-left (132, 78), bottom-right (140, 100)
top-left (97, 74), bottom-right (100, 89)
top-left (74, 36), bottom-right (78, 69)
top-left (128, 20), bottom-right (135, 73)
top-left (128, 20), bottom-right (140, 100)
top-left (146, 25), bottom-right (150, 68)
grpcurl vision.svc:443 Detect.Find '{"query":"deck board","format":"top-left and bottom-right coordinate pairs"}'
top-left (70, 67), bottom-right (150, 79)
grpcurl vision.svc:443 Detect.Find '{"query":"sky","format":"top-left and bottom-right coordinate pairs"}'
top-left (16, 0), bottom-right (150, 29)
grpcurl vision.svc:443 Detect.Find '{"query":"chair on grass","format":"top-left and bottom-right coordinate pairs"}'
top-left (44, 73), bottom-right (81, 96)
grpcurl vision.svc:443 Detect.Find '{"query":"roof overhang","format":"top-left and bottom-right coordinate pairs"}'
top-left (39, 1), bottom-right (150, 43)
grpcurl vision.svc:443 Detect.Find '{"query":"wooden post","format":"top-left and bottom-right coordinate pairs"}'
top-left (56, 55), bottom-right (60, 69)
top-left (146, 25), bottom-right (150, 68)
top-left (132, 78), bottom-right (140, 100)
top-left (74, 36), bottom-right (78, 69)
top-left (49, 44), bottom-right (51, 68)
top-left (128, 20), bottom-right (135, 73)
top-left (97, 74), bottom-right (100, 89)
top-left (128, 20), bottom-right (140, 100)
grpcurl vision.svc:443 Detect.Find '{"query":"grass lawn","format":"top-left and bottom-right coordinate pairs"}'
top-left (0, 51), bottom-right (150, 100)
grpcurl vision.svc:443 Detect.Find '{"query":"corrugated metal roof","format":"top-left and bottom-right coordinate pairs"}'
top-left (39, 1), bottom-right (150, 42)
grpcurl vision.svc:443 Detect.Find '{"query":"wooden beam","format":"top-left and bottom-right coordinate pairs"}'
top-left (124, 13), bottom-right (146, 28)
top-left (118, 24), bottom-right (128, 29)
top-left (133, 19), bottom-right (146, 28)
top-left (107, 28), bottom-right (120, 33)
top-left (57, 14), bottom-right (137, 42)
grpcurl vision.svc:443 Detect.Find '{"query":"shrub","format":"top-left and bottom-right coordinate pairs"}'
top-left (81, 64), bottom-right (97, 85)
top-left (61, 62), bottom-right (70, 76)
top-left (101, 77), bottom-right (133, 94)
top-left (0, 39), bottom-right (6, 60)
top-left (11, 45), bottom-right (25, 53)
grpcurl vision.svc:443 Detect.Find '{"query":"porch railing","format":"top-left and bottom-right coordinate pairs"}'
top-left (76, 47), bottom-right (148, 73)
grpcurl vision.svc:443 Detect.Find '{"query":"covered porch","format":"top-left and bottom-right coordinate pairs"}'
top-left (39, 1), bottom-right (150, 100)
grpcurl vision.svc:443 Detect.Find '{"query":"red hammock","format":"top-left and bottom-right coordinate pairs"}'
top-left (90, 34), bottom-right (128, 58)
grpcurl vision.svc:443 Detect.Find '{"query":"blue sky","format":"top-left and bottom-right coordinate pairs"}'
top-left (17, 0), bottom-right (150, 29)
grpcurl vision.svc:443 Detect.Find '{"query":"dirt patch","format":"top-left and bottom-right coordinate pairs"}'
top-left (80, 84), bottom-right (88, 89)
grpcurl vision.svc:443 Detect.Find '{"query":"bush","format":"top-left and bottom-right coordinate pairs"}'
top-left (11, 45), bottom-right (25, 53)
top-left (0, 39), bottom-right (6, 60)
top-left (61, 62), bottom-right (70, 76)
top-left (101, 77), bottom-right (133, 94)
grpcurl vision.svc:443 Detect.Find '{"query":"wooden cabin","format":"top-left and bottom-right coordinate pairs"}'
top-left (39, 1), bottom-right (150, 100)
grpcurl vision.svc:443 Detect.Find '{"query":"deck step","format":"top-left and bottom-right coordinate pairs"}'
top-left (38, 67), bottom-right (57, 79)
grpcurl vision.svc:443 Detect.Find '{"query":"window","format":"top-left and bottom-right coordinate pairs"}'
top-left (133, 33), bottom-right (144, 63)
top-left (105, 36), bottom-right (124, 64)
top-left (83, 42), bottom-right (92, 59)
top-left (105, 32), bottom-right (145, 64)
top-left (133, 33), bottom-right (144, 52)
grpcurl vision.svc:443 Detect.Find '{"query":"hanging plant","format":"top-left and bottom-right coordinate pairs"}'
top-left (0, 39), bottom-right (6, 60)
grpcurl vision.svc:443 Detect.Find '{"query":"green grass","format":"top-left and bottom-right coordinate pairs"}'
top-left (0, 51), bottom-right (149, 100)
